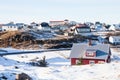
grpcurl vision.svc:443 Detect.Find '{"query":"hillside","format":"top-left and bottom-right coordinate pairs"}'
top-left (0, 31), bottom-right (86, 49)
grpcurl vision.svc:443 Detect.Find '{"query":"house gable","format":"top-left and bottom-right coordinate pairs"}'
top-left (83, 44), bottom-right (110, 60)
top-left (85, 49), bottom-right (96, 57)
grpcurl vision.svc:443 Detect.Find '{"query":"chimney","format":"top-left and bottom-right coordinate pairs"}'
top-left (88, 39), bottom-right (92, 46)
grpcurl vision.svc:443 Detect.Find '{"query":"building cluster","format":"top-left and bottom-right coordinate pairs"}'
top-left (1, 20), bottom-right (120, 45)
top-left (0, 20), bottom-right (120, 32)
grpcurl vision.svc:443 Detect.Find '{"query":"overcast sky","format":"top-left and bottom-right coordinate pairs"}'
top-left (0, 0), bottom-right (120, 24)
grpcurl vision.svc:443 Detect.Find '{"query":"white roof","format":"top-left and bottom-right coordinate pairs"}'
top-left (110, 36), bottom-right (120, 39)
top-left (70, 43), bottom-right (87, 58)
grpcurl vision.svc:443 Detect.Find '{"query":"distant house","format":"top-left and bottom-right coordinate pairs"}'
top-left (52, 25), bottom-right (70, 31)
top-left (38, 22), bottom-right (51, 32)
top-left (109, 36), bottom-right (120, 45)
top-left (49, 20), bottom-right (67, 27)
top-left (95, 24), bottom-right (104, 31)
top-left (95, 23), bottom-right (102, 28)
top-left (97, 36), bottom-right (108, 43)
top-left (109, 24), bottom-right (120, 31)
top-left (29, 22), bottom-right (40, 30)
top-left (2, 22), bottom-right (25, 31)
top-left (31, 22), bottom-right (39, 26)
top-left (69, 43), bottom-right (111, 65)
top-left (85, 22), bottom-right (94, 27)
top-left (74, 24), bottom-right (91, 35)
top-left (2, 22), bottom-right (18, 31)
top-left (16, 23), bottom-right (25, 29)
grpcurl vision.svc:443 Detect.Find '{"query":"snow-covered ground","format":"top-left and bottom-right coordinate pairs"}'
top-left (0, 48), bottom-right (120, 80)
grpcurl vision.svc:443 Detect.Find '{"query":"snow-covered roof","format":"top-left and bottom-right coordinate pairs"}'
top-left (16, 23), bottom-right (25, 26)
top-left (2, 23), bottom-right (24, 28)
top-left (70, 43), bottom-right (87, 58)
top-left (70, 43), bottom-right (110, 60)
top-left (3, 22), bottom-right (17, 26)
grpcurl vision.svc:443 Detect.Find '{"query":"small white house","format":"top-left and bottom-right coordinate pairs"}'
top-left (30, 22), bottom-right (40, 31)
top-left (1, 22), bottom-right (26, 32)
top-left (109, 36), bottom-right (120, 45)
top-left (2, 23), bottom-right (18, 31)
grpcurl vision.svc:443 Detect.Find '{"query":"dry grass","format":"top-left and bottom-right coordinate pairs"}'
top-left (0, 31), bottom-right (21, 39)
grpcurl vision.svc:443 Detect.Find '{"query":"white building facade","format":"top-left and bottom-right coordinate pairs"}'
top-left (2, 24), bottom-right (18, 31)
top-left (109, 36), bottom-right (120, 44)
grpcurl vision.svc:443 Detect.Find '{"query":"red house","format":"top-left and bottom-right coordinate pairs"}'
top-left (69, 43), bottom-right (111, 65)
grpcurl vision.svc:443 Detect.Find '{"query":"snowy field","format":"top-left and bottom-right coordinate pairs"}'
top-left (0, 48), bottom-right (120, 80)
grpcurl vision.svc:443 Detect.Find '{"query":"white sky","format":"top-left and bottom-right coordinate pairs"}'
top-left (0, 0), bottom-right (120, 24)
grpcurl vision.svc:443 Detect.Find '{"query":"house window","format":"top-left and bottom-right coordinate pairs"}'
top-left (98, 61), bottom-right (104, 64)
top-left (87, 53), bottom-right (94, 56)
top-left (86, 49), bottom-right (96, 57)
top-left (89, 60), bottom-right (95, 64)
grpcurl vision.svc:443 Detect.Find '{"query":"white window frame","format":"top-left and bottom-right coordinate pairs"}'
top-left (89, 60), bottom-right (95, 64)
